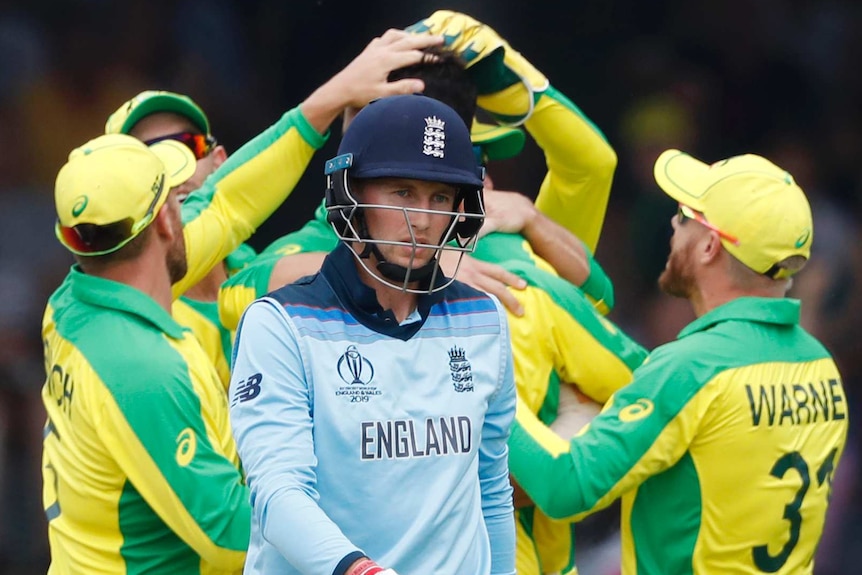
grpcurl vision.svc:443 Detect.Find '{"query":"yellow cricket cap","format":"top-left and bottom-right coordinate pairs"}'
top-left (654, 149), bottom-right (813, 278)
top-left (54, 134), bottom-right (196, 255)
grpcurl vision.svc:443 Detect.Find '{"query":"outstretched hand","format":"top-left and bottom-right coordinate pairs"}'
top-left (301, 30), bottom-right (444, 133)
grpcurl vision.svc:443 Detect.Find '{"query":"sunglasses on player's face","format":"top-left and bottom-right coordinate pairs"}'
top-left (56, 174), bottom-right (167, 255)
top-left (144, 132), bottom-right (217, 160)
top-left (677, 203), bottom-right (740, 246)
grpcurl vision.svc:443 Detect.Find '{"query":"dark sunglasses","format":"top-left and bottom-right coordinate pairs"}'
top-left (144, 132), bottom-right (217, 160)
top-left (56, 174), bottom-right (166, 255)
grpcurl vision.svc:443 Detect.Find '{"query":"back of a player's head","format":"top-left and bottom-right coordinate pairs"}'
top-left (655, 149), bottom-right (813, 280)
top-left (388, 46), bottom-right (477, 127)
top-left (54, 134), bottom-right (195, 263)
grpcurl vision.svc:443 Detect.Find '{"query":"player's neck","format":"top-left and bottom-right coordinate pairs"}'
top-left (89, 252), bottom-right (174, 313)
top-left (374, 285), bottom-right (418, 323)
top-left (355, 261), bottom-right (419, 323)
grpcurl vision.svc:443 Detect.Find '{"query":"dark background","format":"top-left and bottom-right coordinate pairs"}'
top-left (1, 1), bottom-right (860, 573)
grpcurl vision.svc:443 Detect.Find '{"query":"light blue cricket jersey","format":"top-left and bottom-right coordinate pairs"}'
top-left (229, 243), bottom-right (517, 575)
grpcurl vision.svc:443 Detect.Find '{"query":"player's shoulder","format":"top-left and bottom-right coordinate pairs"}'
top-left (444, 278), bottom-right (494, 301)
top-left (637, 328), bottom-right (738, 390)
top-left (61, 311), bottom-right (190, 396)
top-left (441, 278), bottom-right (503, 315)
top-left (266, 272), bottom-right (336, 312)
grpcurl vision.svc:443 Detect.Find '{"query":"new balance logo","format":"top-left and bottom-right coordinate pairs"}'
top-left (232, 373), bottom-right (262, 406)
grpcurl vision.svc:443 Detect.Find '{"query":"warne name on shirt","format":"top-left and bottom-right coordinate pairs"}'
top-left (745, 378), bottom-right (846, 426)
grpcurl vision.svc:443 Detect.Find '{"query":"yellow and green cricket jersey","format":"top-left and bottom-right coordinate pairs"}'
top-left (41, 105), bottom-right (329, 574)
top-left (175, 244), bottom-right (257, 392)
top-left (217, 203), bottom-right (337, 332)
top-left (497, 257), bottom-right (646, 575)
top-left (510, 297), bottom-right (849, 575)
top-left (42, 269), bottom-right (249, 574)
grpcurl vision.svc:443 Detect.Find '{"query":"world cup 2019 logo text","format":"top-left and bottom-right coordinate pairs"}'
top-left (336, 346), bottom-right (380, 403)
top-left (448, 346), bottom-right (473, 392)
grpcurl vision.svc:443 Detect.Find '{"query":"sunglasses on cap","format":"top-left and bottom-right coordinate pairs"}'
top-left (143, 132), bottom-right (217, 161)
top-left (56, 174), bottom-right (167, 256)
top-left (677, 203), bottom-right (740, 246)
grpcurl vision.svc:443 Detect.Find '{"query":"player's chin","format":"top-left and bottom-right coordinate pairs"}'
top-left (396, 243), bottom-right (435, 259)
top-left (394, 250), bottom-right (435, 269)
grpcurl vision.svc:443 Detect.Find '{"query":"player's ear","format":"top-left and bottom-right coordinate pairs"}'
top-left (153, 196), bottom-right (181, 242)
top-left (700, 230), bottom-right (723, 265)
top-left (211, 145), bottom-right (228, 169)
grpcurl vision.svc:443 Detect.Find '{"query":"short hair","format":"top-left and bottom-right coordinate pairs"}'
top-left (727, 251), bottom-right (805, 289)
top-left (74, 224), bottom-right (151, 272)
top-left (387, 46), bottom-right (477, 127)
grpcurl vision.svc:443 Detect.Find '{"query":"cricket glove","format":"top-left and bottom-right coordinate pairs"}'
top-left (406, 10), bottom-right (549, 124)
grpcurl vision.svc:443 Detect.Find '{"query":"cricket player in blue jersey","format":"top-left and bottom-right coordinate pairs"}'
top-left (229, 94), bottom-right (517, 575)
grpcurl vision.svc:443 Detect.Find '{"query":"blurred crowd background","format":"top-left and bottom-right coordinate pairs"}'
top-left (1, 0), bottom-right (859, 573)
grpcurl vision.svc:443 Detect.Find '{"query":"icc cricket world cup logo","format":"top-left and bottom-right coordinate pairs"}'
top-left (337, 345), bottom-right (375, 385)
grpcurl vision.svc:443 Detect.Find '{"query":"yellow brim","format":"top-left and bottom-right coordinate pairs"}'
top-left (653, 149), bottom-right (710, 210)
top-left (149, 140), bottom-right (196, 189)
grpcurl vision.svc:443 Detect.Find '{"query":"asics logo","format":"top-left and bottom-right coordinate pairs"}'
top-left (71, 196), bottom-right (89, 217)
top-left (618, 399), bottom-right (654, 422)
top-left (175, 428), bottom-right (196, 467)
top-left (794, 228), bottom-right (811, 248)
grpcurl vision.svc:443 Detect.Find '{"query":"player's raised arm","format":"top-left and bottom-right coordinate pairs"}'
top-left (175, 30), bottom-right (444, 299)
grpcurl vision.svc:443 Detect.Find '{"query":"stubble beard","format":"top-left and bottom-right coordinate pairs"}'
top-left (658, 248), bottom-right (695, 299)
top-left (166, 214), bottom-right (188, 285)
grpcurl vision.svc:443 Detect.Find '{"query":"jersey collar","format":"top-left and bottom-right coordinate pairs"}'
top-left (321, 243), bottom-right (446, 340)
top-left (68, 265), bottom-right (187, 338)
top-left (679, 296), bottom-right (801, 339)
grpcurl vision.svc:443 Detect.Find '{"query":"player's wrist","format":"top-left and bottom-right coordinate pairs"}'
top-left (519, 203), bottom-right (541, 237)
top-left (299, 83), bottom-right (346, 136)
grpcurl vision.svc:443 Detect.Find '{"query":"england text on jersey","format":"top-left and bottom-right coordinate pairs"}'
top-left (745, 378), bottom-right (847, 426)
top-left (361, 416), bottom-right (473, 459)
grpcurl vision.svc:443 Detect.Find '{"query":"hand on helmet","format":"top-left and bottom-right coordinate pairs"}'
top-left (406, 10), bottom-right (548, 124)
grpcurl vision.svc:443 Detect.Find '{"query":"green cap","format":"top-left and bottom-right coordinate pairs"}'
top-left (105, 90), bottom-right (210, 135)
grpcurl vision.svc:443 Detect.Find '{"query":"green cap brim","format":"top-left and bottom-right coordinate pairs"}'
top-left (113, 93), bottom-right (210, 135)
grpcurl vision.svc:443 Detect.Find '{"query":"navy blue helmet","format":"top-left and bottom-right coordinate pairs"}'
top-left (324, 94), bottom-right (486, 292)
